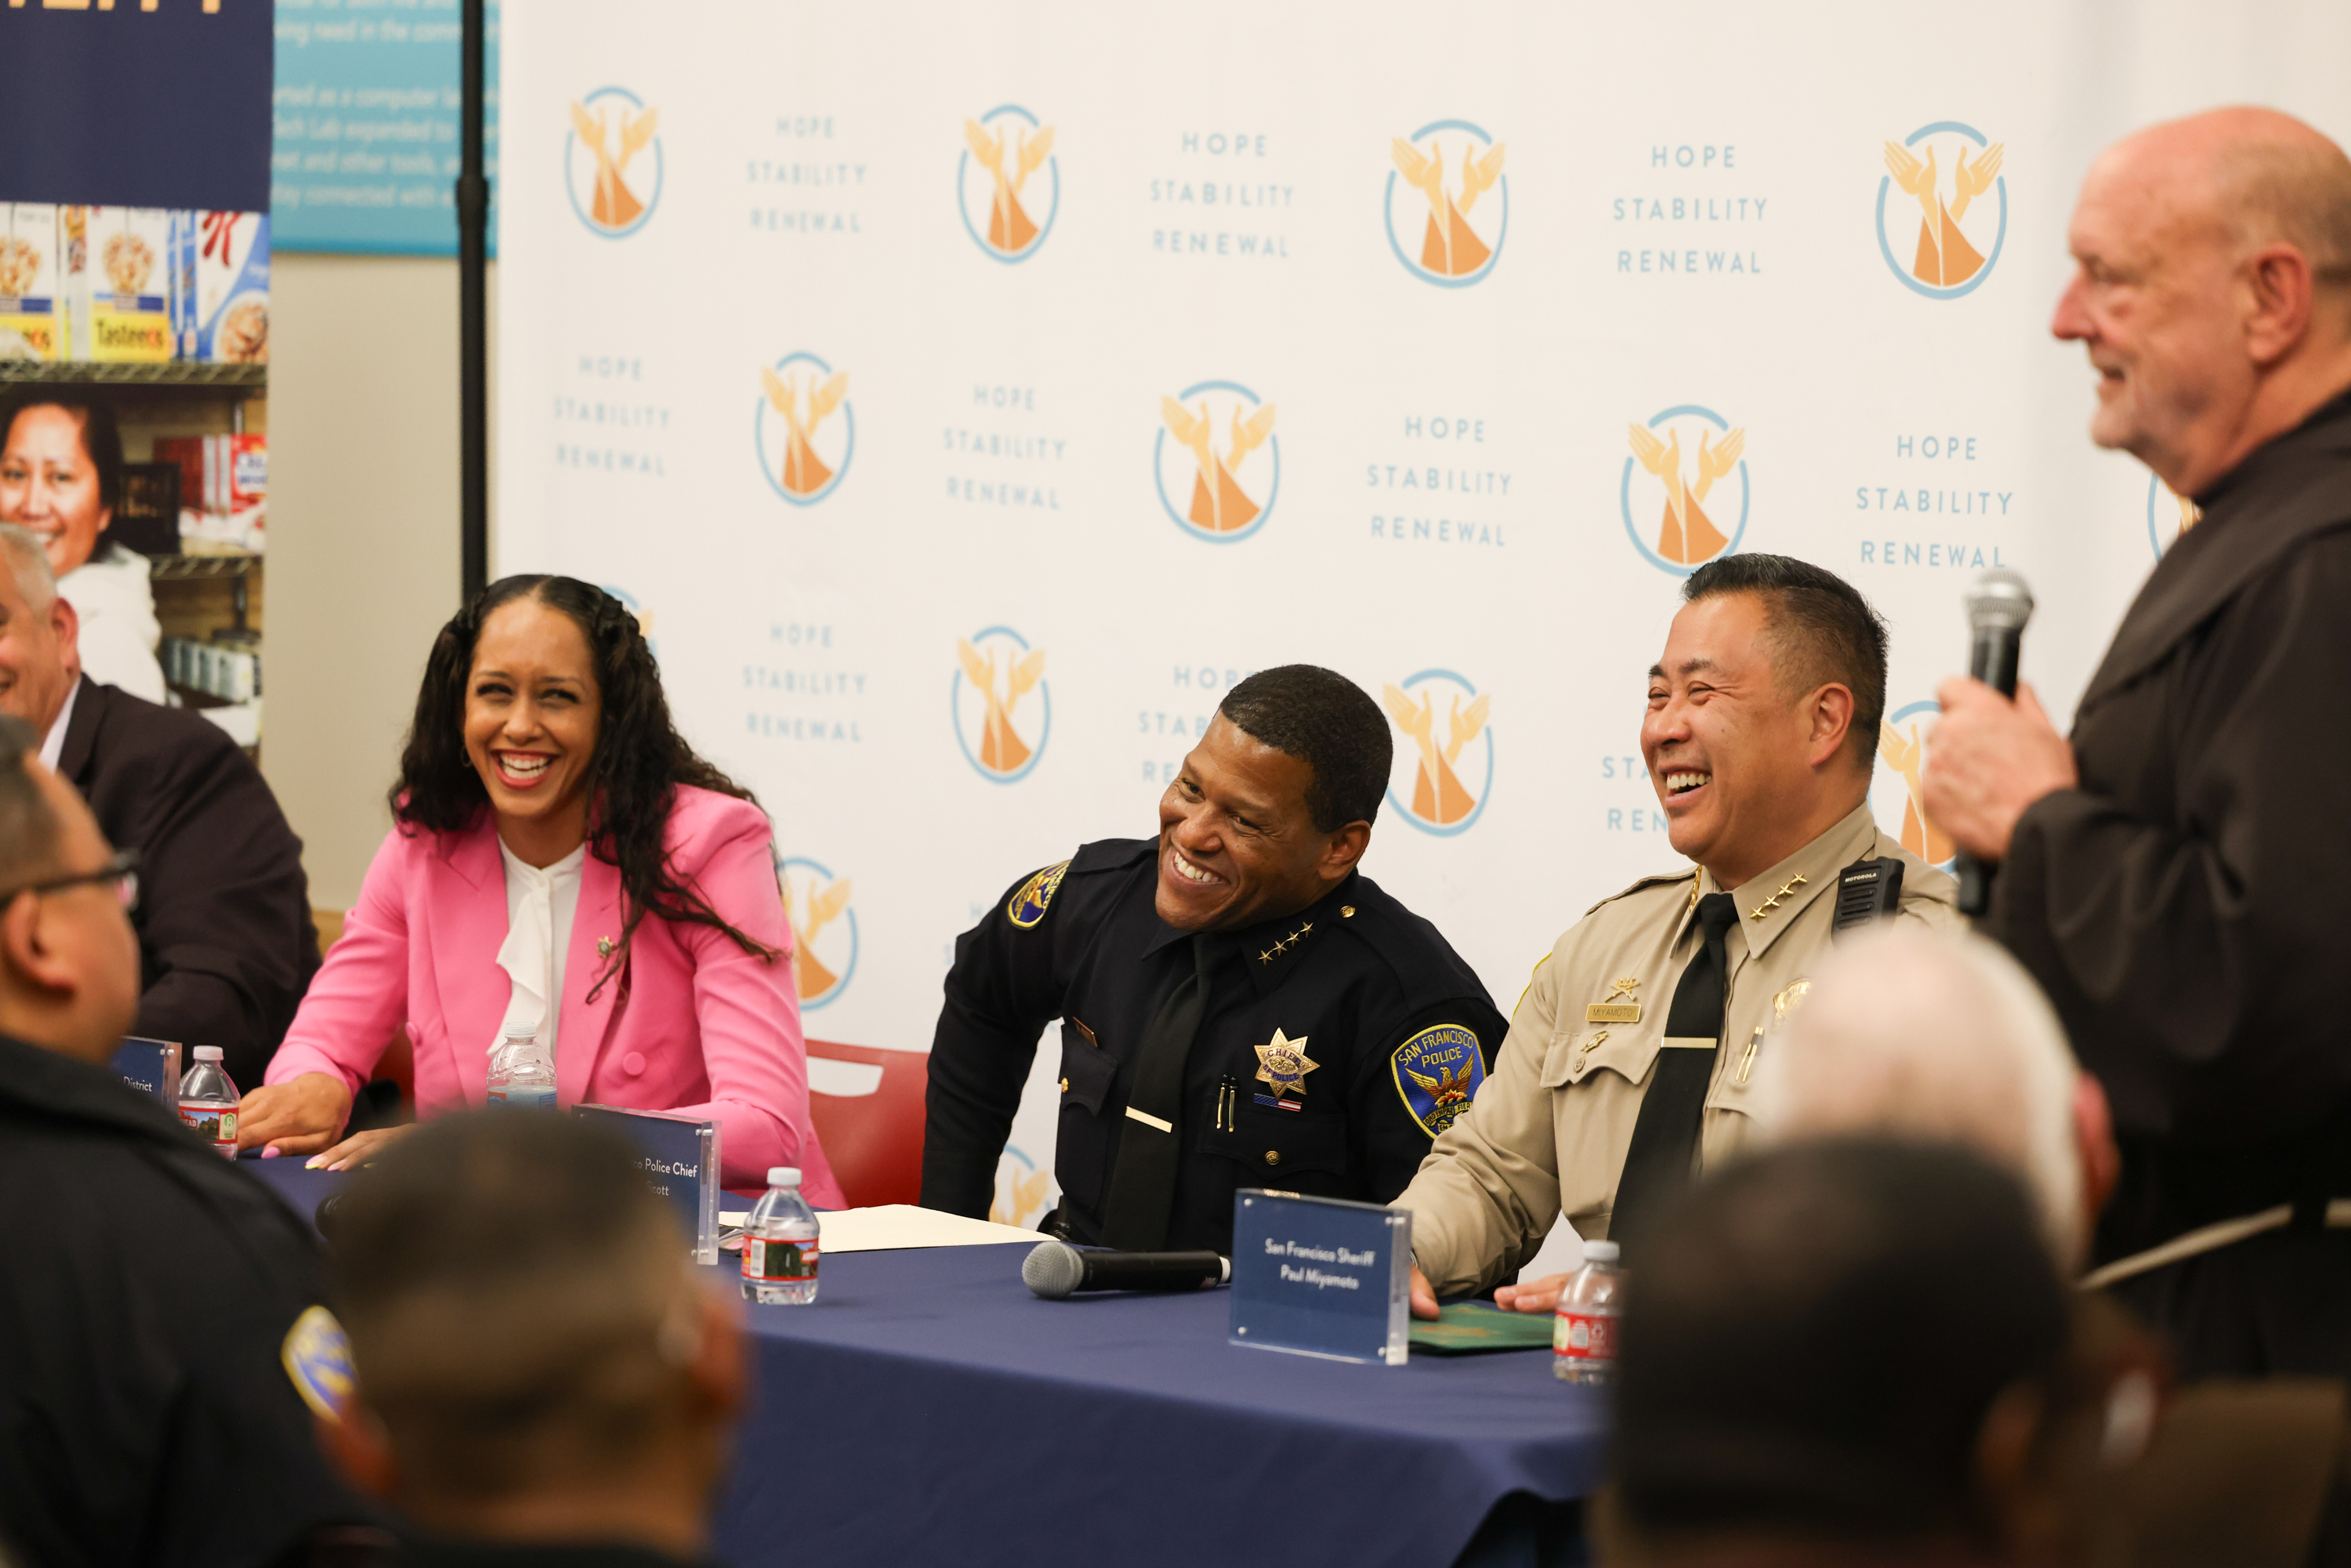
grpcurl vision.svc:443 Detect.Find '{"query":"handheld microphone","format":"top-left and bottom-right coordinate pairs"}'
top-left (1021, 1239), bottom-right (1230, 1299)
top-left (1955, 569), bottom-right (2035, 917)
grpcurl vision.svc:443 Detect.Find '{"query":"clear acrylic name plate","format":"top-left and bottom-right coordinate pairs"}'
top-left (573, 1103), bottom-right (721, 1266)
top-left (1228, 1189), bottom-right (1411, 1367)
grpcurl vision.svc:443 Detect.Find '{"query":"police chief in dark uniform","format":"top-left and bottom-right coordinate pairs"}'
top-left (0, 715), bottom-right (361, 1568)
top-left (922, 664), bottom-right (1508, 1254)
top-left (1925, 109), bottom-right (2351, 1379)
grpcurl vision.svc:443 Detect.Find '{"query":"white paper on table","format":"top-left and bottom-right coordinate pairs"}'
top-left (719, 1203), bottom-right (1045, 1253)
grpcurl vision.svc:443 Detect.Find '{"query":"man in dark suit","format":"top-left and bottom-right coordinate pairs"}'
top-left (0, 523), bottom-right (316, 1089)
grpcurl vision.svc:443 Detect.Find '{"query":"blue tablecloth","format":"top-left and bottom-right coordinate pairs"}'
top-left (247, 1161), bottom-right (1604, 1567)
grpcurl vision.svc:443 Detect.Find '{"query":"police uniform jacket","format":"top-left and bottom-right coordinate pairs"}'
top-left (922, 837), bottom-right (1509, 1252)
top-left (1401, 803), bottom-right (1961, 1295)
top-left (0, 1031), bottom-right (362, 1568)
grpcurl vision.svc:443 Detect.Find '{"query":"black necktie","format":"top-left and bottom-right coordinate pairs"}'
top-left (1611, 892), bottom-right (1740, 1255)
top-left (1099, 934), bottom-right (1216, 1249)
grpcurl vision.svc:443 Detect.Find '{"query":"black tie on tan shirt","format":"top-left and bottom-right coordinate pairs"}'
top-left (1610, 892), bottom-right (1739, 1256)
top-left (1099, 934), bottom-right (1217, 1250)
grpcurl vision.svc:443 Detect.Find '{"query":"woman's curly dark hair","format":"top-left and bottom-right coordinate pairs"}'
top-left (390, 575), bottom-right (777, 997)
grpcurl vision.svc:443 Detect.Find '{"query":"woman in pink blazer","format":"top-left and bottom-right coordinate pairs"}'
top-left (239, 575), bottom-right (842, 1200)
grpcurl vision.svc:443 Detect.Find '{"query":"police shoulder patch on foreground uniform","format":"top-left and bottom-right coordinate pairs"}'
top-left (1392, 1023), bottom-right (1486, 1137)
top-left (281, 1303), bottom-right (353, 1423)
top-left (1005, 860), bottom-right (1071, 928)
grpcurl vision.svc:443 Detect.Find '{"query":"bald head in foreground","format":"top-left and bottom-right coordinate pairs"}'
top-left (1925, 108), bottom-right (2351, 1380)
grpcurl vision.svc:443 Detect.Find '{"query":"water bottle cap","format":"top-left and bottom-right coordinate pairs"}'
top-left (767, 1167), bottom-right (800, 1188)
top-left (1582, 1239), bottom-right (1621, 1263)
top-left (503, 1024), bottom-right (536, 1041)
top-left (193, 1045), bottom-right (223, 1061)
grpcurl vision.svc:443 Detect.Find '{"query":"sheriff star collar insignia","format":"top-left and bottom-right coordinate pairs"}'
top-left (1749, 872), bottom-right (1809, 921)
top-left (1254, 1029), bottom-right (1318, 1102)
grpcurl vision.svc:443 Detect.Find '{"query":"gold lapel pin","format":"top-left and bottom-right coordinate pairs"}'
top-left (596, 936), bottom-right (615, 958)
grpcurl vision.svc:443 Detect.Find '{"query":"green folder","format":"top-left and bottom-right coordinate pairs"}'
top-left (1409, 1301), bottom-right (1559, 1356)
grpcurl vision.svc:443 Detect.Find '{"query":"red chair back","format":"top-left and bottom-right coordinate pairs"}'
top-left (804, 1039), bottom-right (928, 1209)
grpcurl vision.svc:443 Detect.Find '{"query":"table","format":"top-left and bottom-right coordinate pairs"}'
top-left (248, 1161), bottom-right (1604, 1567)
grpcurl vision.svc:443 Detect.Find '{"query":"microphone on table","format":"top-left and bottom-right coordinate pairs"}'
top-left (1022, 1239), bottom-right (1230, 1299)
top-left (1954, 569), bottom-right (2036, 918)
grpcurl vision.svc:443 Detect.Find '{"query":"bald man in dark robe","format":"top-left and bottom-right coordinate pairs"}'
top-left (1926, 107), bottom-right (2351, 1380)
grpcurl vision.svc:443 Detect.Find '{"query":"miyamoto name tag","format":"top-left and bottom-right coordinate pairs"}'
top-left (573, 1104), bottom-right (721, 1266)
top-left (1228, 1190), bottom-right (1412, 1367)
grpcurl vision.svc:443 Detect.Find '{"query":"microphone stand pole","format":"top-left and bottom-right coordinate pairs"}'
top-left (456, 0), bottom-right (489, 603)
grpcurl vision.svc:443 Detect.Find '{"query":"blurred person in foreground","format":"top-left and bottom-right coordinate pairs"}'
top-left (1599, 1139), bottom-right (2125, 1568)
top-left (1399, 556), bottom-right (1959, 1317)
top-left (0, 715), bottom-right (361, 1567)
top-left (1757, 927), bottom-right (2351, 1568)
top-left (0, 397), bottom-right (165, 701)
top-left (1923, 107), bottom-right (2351, 1378)
top-left (319, 1112), bottom-right (745, 1567)
top-left (923, 664), bottom-right (1506, 1253)
top-left (238, 575), bottom-right (841, 1199)
top-left (0, 523), bottom-right (318, 1086)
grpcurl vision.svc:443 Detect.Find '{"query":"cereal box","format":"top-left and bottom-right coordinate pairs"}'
top-left (0, 205), bottom-right (60, 360)
top-left (191, 212), bottom-right (268, 364)
top-left (75, 208), bottom-right (172, 363)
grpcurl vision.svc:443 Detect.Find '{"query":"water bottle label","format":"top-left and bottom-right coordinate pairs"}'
top-left (742, 1237), bottom-right (818, 1284)
top-left (179, 1105), bottom-right (237, 1153)
top-left (486, 1085), bottom-right (557, 1110)
top-left (1555, 1309), bottom-right (1617, 1362)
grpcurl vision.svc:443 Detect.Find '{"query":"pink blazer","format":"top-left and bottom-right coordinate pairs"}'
top-left (268, 785), bottom-right (842, 1202)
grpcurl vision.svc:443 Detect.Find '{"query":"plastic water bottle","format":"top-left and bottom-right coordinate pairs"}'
top-left (176, 1045), bottom-right (239, 1157)
top-left (485, 1026), bottom-right (556, 1110)
top-left (741, 1166), bottom-right (820, 1305)
top-left (1553, 1239), bottom-right (1625, 1385)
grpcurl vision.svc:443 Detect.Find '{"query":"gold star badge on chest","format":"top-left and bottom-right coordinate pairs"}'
top-left (1253, 1029), bottom-right (1319, 1102)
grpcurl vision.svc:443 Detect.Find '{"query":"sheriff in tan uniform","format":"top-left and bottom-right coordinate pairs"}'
top-left (1400, 553), bottom-right (1965, 1299)
top-left (1403, 803), bottom-right (1960, 1294)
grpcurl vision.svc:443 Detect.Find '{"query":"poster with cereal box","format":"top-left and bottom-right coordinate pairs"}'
top-left (0, 205), bottom-right (59, 360)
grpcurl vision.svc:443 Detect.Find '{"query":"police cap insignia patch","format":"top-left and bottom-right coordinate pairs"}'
top-left (1392, 1023), bottom-right (1486, 1138)
top-left (281, 1303), bottom-right (354, 1423)
top-left (1006, 860), bottom-right (1070, 929)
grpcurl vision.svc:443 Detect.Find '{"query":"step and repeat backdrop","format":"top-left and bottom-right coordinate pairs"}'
top-left (497, 0), bottom-right (2349, 1227)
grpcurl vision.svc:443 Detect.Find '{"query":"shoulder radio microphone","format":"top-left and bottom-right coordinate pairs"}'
top-left (1021, 1239), bottom-right (1230, 1299)
top-left (1955, 569), bottom-right (2036, 917)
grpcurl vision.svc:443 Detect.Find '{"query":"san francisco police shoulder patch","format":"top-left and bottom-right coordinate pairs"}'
top-left (1006, 860), bottom-right (1070, 929)
top-left (281, 1303), bottom-right (354, 1423)
top-left (1391, 1023), bottom-right (1486, 1138)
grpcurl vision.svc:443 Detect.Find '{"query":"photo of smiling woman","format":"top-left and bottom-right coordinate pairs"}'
top-left (0, 398), bottom-right (165, 701)
top-left (240, 575), bottom-right (842, 1199)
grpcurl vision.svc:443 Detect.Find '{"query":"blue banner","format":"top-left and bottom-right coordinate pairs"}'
top-left (0, 2), bottom-right (271, 212)
top-left (272, 0), bottom-right (499, 255)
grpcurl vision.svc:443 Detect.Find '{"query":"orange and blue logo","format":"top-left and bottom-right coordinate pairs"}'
top-left (1621, 405), bottom-right (1748, 576)
top-left (959, 107), bottom-right (1059, 263)
top-left (776, 855), bottom-right (857, 1009)
top-left (953, 627), bottom-right (1049, 783)
top-left (1874, 700), bottom-right (1955, 868)
top-left (992, 1144), bottom-right (1055, 1229)
top-left (1382, 670), bottom-right (1493, 836)
top-left (1876, 123), bottom-right (2006, 299)
top-left (755, 353), bottom-right (853, 505)
top-left (566, 88), bottom-right (662, 238)
top-left (2148, 473), bottom-right (2200, 558)
top-left (1386, 120), bottom-right (1507, 287)
top-left (1157, 381), bottom-right (1278, 542)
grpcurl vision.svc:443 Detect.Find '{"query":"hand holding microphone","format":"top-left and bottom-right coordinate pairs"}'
top-left (1921, 570), bottom-right (2078, 911)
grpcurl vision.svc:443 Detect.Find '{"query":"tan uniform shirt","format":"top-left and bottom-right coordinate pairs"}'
top-left (1400, 802), bottom-right (1964, 1293)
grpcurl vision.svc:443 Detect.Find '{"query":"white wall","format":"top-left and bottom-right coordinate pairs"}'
top-left (263, 253), bottom-right (495, 910)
